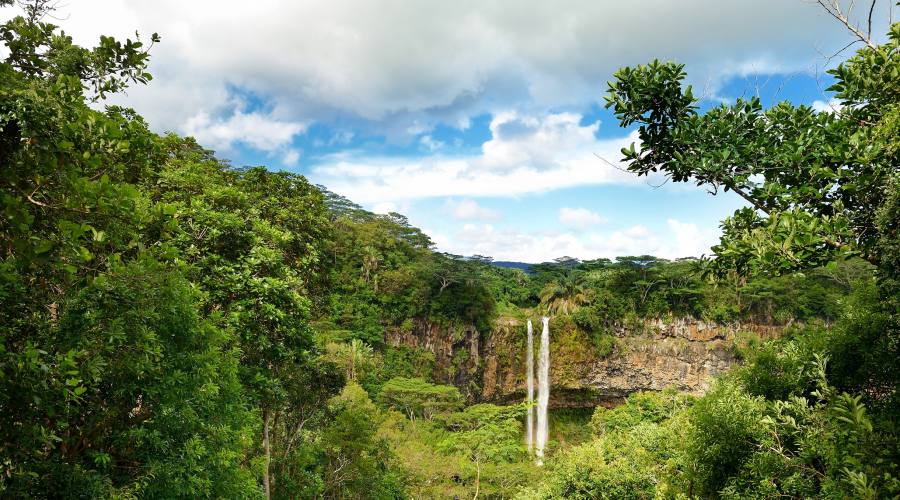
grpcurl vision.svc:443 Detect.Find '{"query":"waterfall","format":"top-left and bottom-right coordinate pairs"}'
top-left (535, 316), bottom-right (550, 465)
top-left (526, 319), bottom-right (534, 453)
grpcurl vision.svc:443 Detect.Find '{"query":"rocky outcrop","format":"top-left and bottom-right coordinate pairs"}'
top-left (581, 318), bottom-right (782, 403)
top-left (386, 316), bottom-right (784, 408)
top-left (385, 319), bottom-right (485, 395)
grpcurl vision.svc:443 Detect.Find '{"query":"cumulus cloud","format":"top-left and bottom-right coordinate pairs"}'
top-left (371, 201), bottom-right (397, 214)
top-left (15, 0), bottom-right (890, 141)
top-left (559, 207), bottom-right (607, 229)
top-left (370, 201), bottom-right (412, 214)
top-left (183, 111), bottom-right (305, 152)
top-left (429, 219), bottom-right (717, 262)
top-left (666, 219), bottom-right (719, 259)
top-left (281, 149), bottom-right (301, 167)
top-left (445, 199), bottom-right (501, 221)
top-left (480, 111), bottom-right (600, 169)
top-left (182, 110), bottom-right (307, 166)
top-left (811, 98), bottom-right (844, 114)
top-left (419, 135), bottom-right (445, 152)
top-left (312, 111), bottom-right (650, 204)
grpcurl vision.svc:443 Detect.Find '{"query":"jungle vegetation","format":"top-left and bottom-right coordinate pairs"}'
top-left (0, 0), bottom-right (897, 498)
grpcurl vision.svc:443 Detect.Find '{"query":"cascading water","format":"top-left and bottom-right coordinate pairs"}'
top-left (535, 316), bottom-right (550, 465)
top-left (526, 319), bottom-right (535, 453)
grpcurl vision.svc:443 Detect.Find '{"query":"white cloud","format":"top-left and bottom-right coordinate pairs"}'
top-left (183, 110), bottom-right (307, 154)
top-left (559, 207), bottom-right (607, 229)
top-left (16, 0), bottom-right (890, 141)
top-left (428, 219), bottom-right (717, 262)
top-left (281, 149), bottom-right (301, 167)
top-left (312, 112), bottom-right (652, 204)
top-left (811, 98), bottom-right (844, 114)
top-left (666, 219), bottom-right (719, 259)
top-left (480, 111), bottom-right (600, 169)
top-left (419, 135), bottom-right (445, 152)
top-left (371, 201), bottom-right (397, 214)
top-left (445, 199), bottom-right (501, 221)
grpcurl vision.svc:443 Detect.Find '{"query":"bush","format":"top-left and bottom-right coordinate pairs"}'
top-left (590, 389), bottom-right (693, 436)
top-left (682, 381), bottom-right (768, 496)
top-left (322, 383), bottom-right (405, 499)
top-left (522, 436), bottom-right (657, 499)
top-left (735, 330), bottom-right (823, 400)
top-left (382, 346), bottom-right (436, 381)
top-left (590, 332), bottom-right (617, 358)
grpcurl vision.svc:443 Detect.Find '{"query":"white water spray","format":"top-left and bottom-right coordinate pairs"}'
top-left (526, 319), bottom-right (534, 453)
top-left (535, 316), bottom-right (550, 464)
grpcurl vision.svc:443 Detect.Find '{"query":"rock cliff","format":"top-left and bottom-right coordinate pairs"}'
top-left (386, 316), bottom-right (784, 408)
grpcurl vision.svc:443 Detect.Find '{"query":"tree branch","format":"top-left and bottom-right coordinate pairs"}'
top-left (867, 0), bottom-right (877, 39)
top-left (724, 182), bottom-right (770, 215)
top-left (816, 0), bottom-right (877, 49)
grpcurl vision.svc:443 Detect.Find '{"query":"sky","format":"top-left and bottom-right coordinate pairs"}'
top-left (7, 1), bottom-right (895, 262)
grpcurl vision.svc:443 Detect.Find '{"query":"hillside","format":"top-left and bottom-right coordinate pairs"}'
top-left (492, 261), bottom-right (534, 272)
top-left (1, 2), bottom-right (898, 499)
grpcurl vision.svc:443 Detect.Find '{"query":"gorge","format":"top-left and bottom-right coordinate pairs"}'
top-left (386, 315), bottom-right (783, 410)
top-left (5, 2), bottom-right (897, 495)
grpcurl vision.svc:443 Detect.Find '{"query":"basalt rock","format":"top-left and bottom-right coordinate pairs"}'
top-left (385, 316), bottom-right (785, 408)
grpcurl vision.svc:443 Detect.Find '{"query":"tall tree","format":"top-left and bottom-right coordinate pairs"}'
top-left (604, 22), bottom-right (898, 276)
top-left (0, 3), bottom-right (260, 495)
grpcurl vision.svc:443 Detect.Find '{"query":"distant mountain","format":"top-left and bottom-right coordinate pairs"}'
top-left (492, 261), bottom-right (533, 272)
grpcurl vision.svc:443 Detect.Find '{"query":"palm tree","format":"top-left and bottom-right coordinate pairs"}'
top-left (345, 338), bottom-right (373, 381)
top-left (361, 245), bottom-right (380, 280)
top-left (539, 274), bottom-right (591, 315)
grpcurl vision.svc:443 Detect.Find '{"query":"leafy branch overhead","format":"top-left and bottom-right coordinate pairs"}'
top-left (605, 23), bottom-right (900, 275)
top-left (0, 1), bottom-right (159, 100)
top-left (1, 0), bottom-right (898, 498)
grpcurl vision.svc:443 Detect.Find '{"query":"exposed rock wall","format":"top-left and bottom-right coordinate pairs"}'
top-left (580, 318), bottom-right (781, 405)
top-left (386, 316), bottom-right (784, 407)
top-left (385, 319), bottom-right (485, 397)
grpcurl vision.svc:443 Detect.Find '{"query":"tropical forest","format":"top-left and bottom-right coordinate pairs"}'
top-left (0, 0), bottom-right (898, 498)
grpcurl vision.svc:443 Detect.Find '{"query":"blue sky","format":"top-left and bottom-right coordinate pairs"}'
top-left (18, 0), bottom-right (894, 262)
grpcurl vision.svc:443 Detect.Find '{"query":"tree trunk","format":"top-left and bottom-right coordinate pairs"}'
top-left (472, 458), bottom-right (481, 500)
top-left (263, 408), bottom-right (272, 500)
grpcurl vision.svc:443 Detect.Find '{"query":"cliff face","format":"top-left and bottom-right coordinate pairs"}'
top-left (575, 318), bottom-right (781, 405)
top-left (386, 316), bottom-right (783, 408)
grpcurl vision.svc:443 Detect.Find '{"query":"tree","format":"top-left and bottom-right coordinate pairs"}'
top-left (270, 361), bottom-right (344, 499)
top-left (604, 22), bottom-right (898, 275)
top-left (0, 2), bottom-right (336, 496)
top-left (1, 261), bottom-right (259, 497)
top-left (321, 383), bottom-right (404, 499)
top-left (0, 0), bottom-right (158, 99)
top-left (539, 274), bottom-right (591, 316)
top-left (593, 12), bottom-right (900, 498)
top-left (604, 14), bottom-right (900, 414)
top-left (434, 253), bottom-right (465, 294)
top-left (438, 404), bottom-right (526, 499)
top-left (321, 339), bottom-right (375, 382)
top-left (378, 377), bottom-right (463, 420)
top-left (148, 147), bottom-right (332, 498)
top-left (0, 2), bottom-right (263, 495)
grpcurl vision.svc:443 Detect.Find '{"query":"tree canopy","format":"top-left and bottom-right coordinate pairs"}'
top-left (1, 0), bottom-right (898, 498)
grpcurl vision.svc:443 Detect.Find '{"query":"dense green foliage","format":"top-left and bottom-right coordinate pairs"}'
top-left (379, 377), bottom-right (463, 420)
top-left (526, 317), bottom-right (900, 499)
top-left (0, 4), bottom-right (347, 497)
top-left (525, 13), bottom-right (900, 500)
top-left (528, 255), bottom-right (868, 325)
top-left (1, 1), bottom-right (898, 498)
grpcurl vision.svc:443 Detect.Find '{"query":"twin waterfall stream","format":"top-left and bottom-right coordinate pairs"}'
top-left (525, 317), bottom-right (550, 465)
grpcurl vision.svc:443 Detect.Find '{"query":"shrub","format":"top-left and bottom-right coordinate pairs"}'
top-left (682, 381), bottom-right (768, 496)
top-left (590, 389), bottom-right (693, 436)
